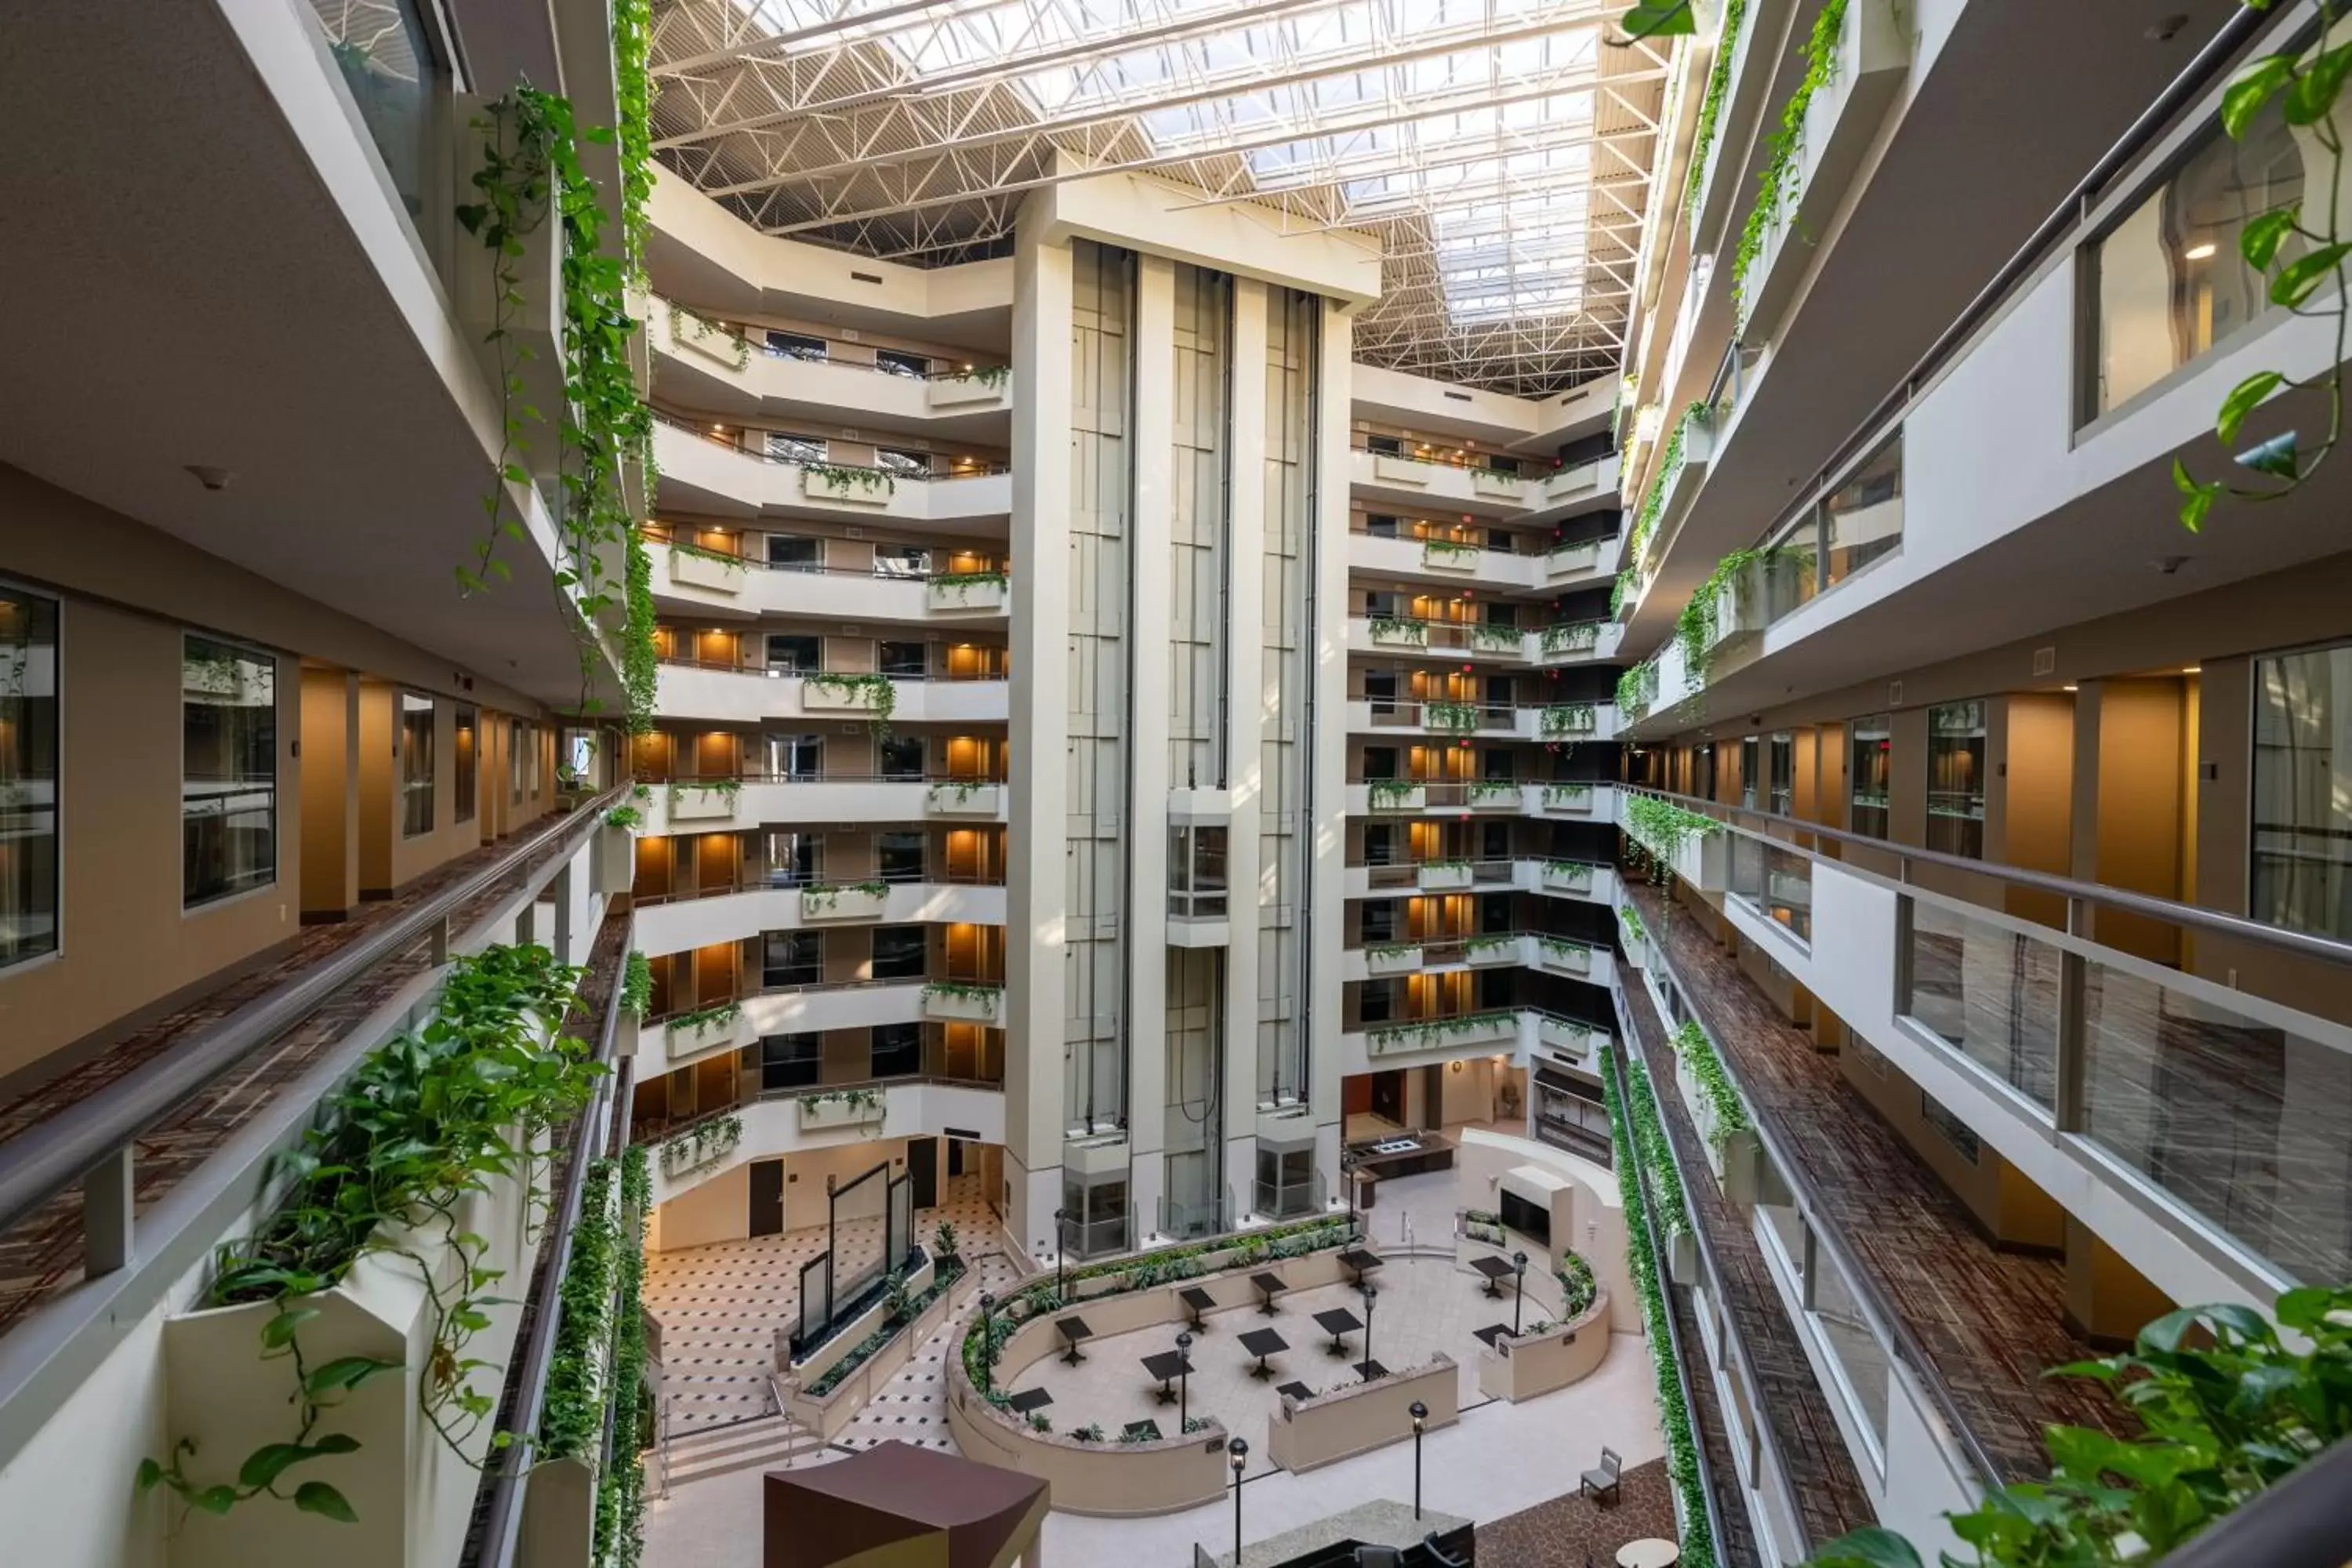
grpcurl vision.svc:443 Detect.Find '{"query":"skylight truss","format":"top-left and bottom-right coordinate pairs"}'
top-left (648, 0), bottom-right (1673, 394)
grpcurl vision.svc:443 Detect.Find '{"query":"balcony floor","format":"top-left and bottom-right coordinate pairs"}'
top-left (1626, 882), bottom-right (2129, 1483)
top-left (1622, 975), bottom-right (1875, 1549)
top-left (0, 821), bottom-right (612, 1337)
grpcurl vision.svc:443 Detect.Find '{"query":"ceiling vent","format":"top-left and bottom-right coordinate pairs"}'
top-left (849, 273), bottom-right (883, 285)
top-left (1443, 390), bottom-right (1472, 403)
top-left (2032, 645), bottom-right (2058, 677)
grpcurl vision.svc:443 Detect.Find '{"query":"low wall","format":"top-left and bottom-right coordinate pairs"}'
top-left (786, 1263), bottom-right (976, 1443)
top-left (783, 1250), bottom-right (940, 1386)
top-left (1265, 1356), bottom-right (1460, 1475)
top-left (1475, 1290), bottom-right (1612, 1403)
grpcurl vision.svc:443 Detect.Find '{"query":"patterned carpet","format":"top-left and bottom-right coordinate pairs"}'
top-left (1475, 1458), bottom-right (1679, 1566)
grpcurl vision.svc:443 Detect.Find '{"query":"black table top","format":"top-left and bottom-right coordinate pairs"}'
top-left (1141, 1350), bottom-right (1194, 1379)
top-left (1058, 1315), bottom-right (1095, 1340)
top-left (1179, 1286), bottom-right (1218, 1309)
top-left (1354, 1359), bottom-right (1388, 1381)
top-left (1313, 1307), bottom-right (1363, 1334)
top-left (1250, 1270), bottom-right (1287, 1294)
top-left (1339, 1248), bottom-right (1383, 1271)
top-left (1472, 1323), bottom-right (1512, 1348)
top-left (1469, 1254), bottom-right (1518, 1279)
top-left (1239, 1327), bottom-right (1289, 1356)
top-left (1275, 1381), bottom-right (1313, 1402)
top-left (1006, 1387), bottom-right (1053, 1412)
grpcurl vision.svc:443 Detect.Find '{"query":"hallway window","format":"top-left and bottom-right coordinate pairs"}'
top-left (767, 633), bottom-right (821, 673)
top-left (1926, 701), bottom-right (1987, 861)
top-left (1739, 736), bottom-right (1758, 808)
top-left (879, 640), bottom-right (927, 677)
top-left (1170, 825), bottom-right (1229, 918)
top-left (0, 586), bottom-right (60, 968)
top-left (399, 693), bottom-right (435, 837)
top-left (763, 929), bottom-right (822, 989)
top-left (767, 533), bottom-right (822, 571)
top-left (453, 704), bottom-right (477, 823)
top-left (764, 829), bottom-right (822, 887)
top-left (878, 829), bottom-right (926, 882)
top-left (1768, 731), bottom-right (1795, 816)
top-left (1850, 715), bottom-right (1891, 837)
top-left (872, 1022), bottom-right (920, 1078)
top-left (760, 1033), bottom-right (822, 1092)
top-left (764, 731), bottom-right (822, 780)
top-left (2254, 643), bottom-right (2352, 938)
top-left (2086, 114), bottom-right (2305, 418)
top-left (1822, 437), bottom-right (1903, 586)
top-left (871, 925), bottom-right (927, 980)
top-left (304, 0), bottom-right (441, 229)
top-left (880, 735), bottom-right (925, 779)
top-left (766, 430), bottom-right (826, 463)
top-left (183, 636), bottom-right (277, 907)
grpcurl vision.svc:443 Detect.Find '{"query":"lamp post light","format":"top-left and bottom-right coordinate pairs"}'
top-left (1341, 1147), bottom-right (1358, 1230)
top-left (1361, 1283), bottom-right (1378, 1374)
top-left (1409, 1399), bottom-right (1428, 1519)
top-left (1054, 1207), bottom-right (1070, 1296)
top-left (1229, 1436), bottom-right (1249, 1563)
top-left (977, 1292), bottom-right (996, 1392)
top-left (1512, 1250), bottom-right (1529, 1338)
top-left (1177, 1330), bottom-right (1194, 1432)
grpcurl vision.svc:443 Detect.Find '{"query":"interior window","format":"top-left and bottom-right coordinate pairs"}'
top-left (764, 329), bottom-right (826, 361)
top-left (871, 925), bottom-right (927, 980)
top-left (0, 587), bottom-right (60, 967)
top-left (767, 534), bottom-right (822, 571)
top-left (2253, 644), bottom-right (2352, 938)
top-left (183, 635), bottom-right (278, 908)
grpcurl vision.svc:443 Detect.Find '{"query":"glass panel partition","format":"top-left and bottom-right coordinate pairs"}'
top-left (2252, 643), bottom-right (2352, 940)
top-left (0, 587), bottom-right (60, 969)
top-left (1900, 899), bottom-right (2060, 1112)
top-left (1926, 700), bottom-right (1987, 860)
top-left (399, 693), bottom-right (435, 837)
top-left (1762, 844), bottom-right (1813, 942)
top-left (304, 0), bottom-right (441, 228)
top-left (1850, 714), bottom-right (1892, 837)
top-left (183, 637), bottom-right (278, 908)
top-left (1822, 436), bottom-right (1903, 585)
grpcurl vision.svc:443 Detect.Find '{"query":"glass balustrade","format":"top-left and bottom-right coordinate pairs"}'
top-left (1900, 900), bottom-right (2060, 1112)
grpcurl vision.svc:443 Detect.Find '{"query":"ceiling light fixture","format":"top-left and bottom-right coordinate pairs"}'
top-left (2184, 241), bottom-right (2216, 260)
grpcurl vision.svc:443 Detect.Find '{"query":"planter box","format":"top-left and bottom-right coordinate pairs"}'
top-left (1417, 863), bottom-right (1473, 891)
top-left (1472, 470), bottom-right (1523, 501)
top-left (1367, 946), bottom-right (1424, 977)
top-left (1369, 620), bottom-right (1429, 649)
top-left (926, 782), bottom-right (1002, 815)
top-left (927, 374), bottom-right (1008, 410)
top-left (1372, 453), bottom-right (1429, 485)
top-left (1541, 864), bottom-right (1595, 895)
top-left (1367, 784), bottom-right (1427, 813)
top-left (800, 885), bottom-right (887, 921)
top-left (800, 468), bottom-right (894, 506)
top-left (923, 985), bottom-right (1003, 1023)
top-left (667, 785), bottom-right (737, 822)
top-left (1537, 942), bottom-right (1593, 976)
top-left (1544, 460), bottom-right (1607, 503)
top-left (799, 1092), bottom-right (888, 1132)
top-left (1676, 1053), bottom-right (1762, 1204)
top-left (1465, 941), bottom-right (1520, 968)
top-left (1541, 786), bottom-right (1595, 815)
top-left (927, 575), bottom-right (1008, 612)
top-left (1467, 787), bottom-right (1523, 813)
top-left (1368, 1014), bottom-right (1517, 1056)
top-left (1537, 1016), bottom-right (1598, 1056)
top-left (1544, 540), bottom-right (1601, 576)
top-left (801, 677), bottom-right (893, 713)
top-left (1421, 542), bottom-right (1482, 574)
top-left (670, 547), bottom-right (748, 593)
top-left (663, 1010), bottom-right (750, 1068)
top-left (1705, 561), bottom-right (1773, 656)
top-left (593, 822), bottom-right (635, 896)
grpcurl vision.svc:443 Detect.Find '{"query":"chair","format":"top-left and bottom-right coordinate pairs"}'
top-left (1580, 1445), bottom-right (1622, 1507)
top-left (1352, 1548), bottom-right (1404, 1568)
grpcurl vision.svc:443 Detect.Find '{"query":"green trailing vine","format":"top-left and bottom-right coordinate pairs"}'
top-left (1616, 659), bottom-right (1660, 722)
top-left (1369, 614), bottom-right (1428, 644)
top-left (1421, 857), bottom-right (1472, 876)
top-left (1368, 1011), bottom-right (1516, 1054)
top-left (945, 364), bottom-right (1012, 390)
top-left (1547, 536), bottom-right (1602, 564)
top-left (1683, 0), bottom-right (1754, 224)
top-left (1542, 860), bottom-right (1595, 886)
top-left (1425, 699), bottom-right (1481, 734)
top-left (1669, 1019), bottom-right (1751, 1156)
top-left (1605, 1056), bottom-right (1714, 1568)
top-left (1627, 401), bottom-right (1711, 572)
top-left (1367, 778), bottom-right (1424, 809)
top-left (800, 880), bottom-right (891, 913)
top-left (1468, 622), bottom-right (1524, 651)
top-left (541, 1158), bottom-right (620, 1463)
top-left (2174, 6), bottom-right (2352, 532)
top-left (1809, 1284), bottom-right (2352, 1568)
top-left (1542, 782), bottom-right (1593, 810)
top-left (1674, 548), bottom-right (1769, 685)
top-left (1421, 538), bottom-right (1483, 568)
top-left (803, 671), bottom-right (898, 739)
top-left (1624, 793), bottom-right (1723, 880)
top-left (604, 804), bottom-right (642, 829)
top-left (930, 779), bottom-right (993, 806)
top-left (666, 537), bottom-right (747, 571)
top-left (1541, 702), bottom-right (1595, 737)
top-left (1366, 942), bottom-right (1423, 963)
top-left (1541, 619), bottom-right (1602, 655)
top-left (799, 1087), bottom-right (884, 1118)
top-left (1730, 0), bottom-right (1852, 320)
top-left (1468, 779), bottom-right (1523, 804)
top-left (620, 952), bottom-right (652, 1018)
top-left (921, 980), bottom-right (1003, 1008)
top-left (667, 777), bottom-right (742, 809)
top-left (928, 569), bottom-right (1007, 602)
top-left (666, 1001), bottom-right (742, 1037)
top-left (457, 89), bottom-right (658, 735)
top-left (667, 301), bottom-right (751, 371)
top-left (599, 1145), bottom-right (650, 1568)
top-left (803, 462), bottom-right (897, 498)
top-left (1538, 935), bottom-right (1593, 970)
top-left (1463, 933), bottom-right (1519, 960)
top-left (660, 1112), bottom-right (743, 1174)
top-left (1619, 902), bottom-right (1648, 947)
top-left (138, 945), bottom-right (600, 1526)
top-left (804, 1256), bottom-right (967, 1396)
top-left (1610, 568), bottom-right (1638, 619)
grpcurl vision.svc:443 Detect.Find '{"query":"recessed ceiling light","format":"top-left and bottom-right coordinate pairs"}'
top-left (2184, 241), bottom-right (2216, 260)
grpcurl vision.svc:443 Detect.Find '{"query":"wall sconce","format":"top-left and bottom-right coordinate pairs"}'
top-left (1449, 1060), bottom-right (1465, 1074)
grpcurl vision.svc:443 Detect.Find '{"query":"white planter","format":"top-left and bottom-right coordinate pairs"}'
top-left (667, 785), bottom-right (738, 822)
top-left (926, 575), bottom-right (1007, 612)
top-left (1467, 786), bottom-right (1523, 814)
top-left (801, 677), bottom-right (892, 713)
top-left (1542, 786), bottom-right (1595, 815)
top-left (798, 1093), bottom-right (888, 1132)
top-left (800, 468), bottom-right (894, 506)
top-left (1368, 1014), bottom-right (1516, 1056)
top-left (1676, 1053), bottom-right (1760, 1204)
top-left (922, 985), bottom-right (1003, 1023)
top-left (801, 884), bottom-right (888, 921)
top-left (1537, 942), bottom-right (1592, 976)
top-left (1367, 784), bottom-right (1428, 813)
top-left (1465, 941), bottom-right (1520, 968)
top-left (1537, 1017), bottom-right (1598, 1057)
top-left (1472, 470), bottom-right (1523, 501)
top-left (927, 373), bottom-right (1009, 409)
top-left (1541, 864), bottom-right (1595, 895)
top-left (1372, 454), bottom-right (1429, 485)
top-left (1544, 541), bottom-right (1600, 576)
top-left (1421, 543), bottom-right (1482, 574)
top-left (1367, 946), bottom-right (1425, 977)
top-left (1417, 863), bottom-right (1473, 891)
top-left (664, 1009), bottom-right (750, 1065)
top-left (1370, 621), bottom-right (1430, 650)
top-left (593, 822), bottom-right (635, 895)
top-left (926, 782), bottom-right (1002, 815)
top-left (670, 548), bottom-right (748, 593)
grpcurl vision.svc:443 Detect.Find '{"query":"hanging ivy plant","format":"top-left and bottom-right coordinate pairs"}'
top-left (804, 462), bottom-right (897, 498)
top-left (1541, 619), bottom-right (1602, 655)
top-left (1670, 1019), bottom-right (1750, 1155)
top-left (803, 671), bottom-right (899, 739)
top-left (1425, 699), bottom-right (1481, 734)
top-left (1730, 0), bottom-right (1852, 320)
top-left (1674, 547), bottom-right (1769, 686)
top-left (1541, 703), bottom-right (1596, 738)
top-left (668, 301), bottom-right (751, 371)
top-left (1369, 615), bottom-right (1429, 644)
top-left (1367, 778), bottom-right (1424, 808)
top-left (1468, 622), bottom-right (1524, 651)
top-left (1623, 793), bottom-right (1723, 880)
top-left (1683, 0), bottom-right (1755, 225)
top-left (619, 951), bottom-right (652, 1018)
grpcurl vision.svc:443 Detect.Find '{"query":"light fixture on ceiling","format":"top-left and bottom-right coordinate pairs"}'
top-left (2184, 241), bottom-right (2216, 261)
top-left (185, 464), bottom-right (233, 492)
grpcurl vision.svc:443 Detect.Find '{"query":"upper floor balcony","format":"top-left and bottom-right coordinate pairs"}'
top-left (1341, 929), bottom-right (1613, 988)
top-left (1348, 615), bottom-right (1623, 666)
top-left (653, 415), bottom-right (1011, 531)
top-left (644, 1073), bottom-right (1009, 1202)
top-left (650, 297), bottom-right (1013, 445)
top-left (655, 662), bottom-right (1010, 728)
top-left (1347, 445), bottom-right (1618, 522)
top-left (1348, 520), bottom-right (1621, 596)
top-left (1344, 780), bottom-right (1618, 823)
top-left (1345, 855), bottom-right (1620, 909)
top-left (1338, 1004), bottom-right (1614, 1076)
top-left (1343, 698), bottom-right (1621, 744)
top-left (637, 879), bottom-right (1007, 960)
top-left (646, 532), bottom-right (1011, 623)
top-left (635, 774), bottom-right (1008, 833)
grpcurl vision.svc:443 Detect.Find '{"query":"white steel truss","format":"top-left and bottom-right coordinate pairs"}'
top-left (648, 0), bottom-right (1675, 393)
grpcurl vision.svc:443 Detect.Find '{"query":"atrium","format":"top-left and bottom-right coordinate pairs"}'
top-left (0, 1), bottom-right (2347, 1566)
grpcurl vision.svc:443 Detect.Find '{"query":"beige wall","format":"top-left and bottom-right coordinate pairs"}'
top-left (2071, 678), bottom-right (2187, 964)
top-left (1835, 1038), bottom-right (2065, 1252)
top-left (299, 668), bottom-right (360, 916)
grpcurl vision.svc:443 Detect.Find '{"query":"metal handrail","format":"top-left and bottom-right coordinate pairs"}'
top-left (655, 655), bottom-right (1008, 680)
top-left (0, 787), bottom-right (626, 1239)
top-left (474, 916), bottom-right (630, 1568)
top-left (634, 872), bottom-right (1009, 906)
top-left (644, 546), bottom-right (1011, 581)
top-left (1624, 786), bottom-right (2352, 973)
top-left (1730, 5), bottom-right (2274, 555)
top-left (652, 410), bottom-right (1012, 476)
top-left (638, 771), bottom-right (1008, 786)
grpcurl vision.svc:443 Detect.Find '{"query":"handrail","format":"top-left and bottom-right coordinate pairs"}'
top-left (652, 409), bottom-right (1012, 476)
top-left (640, 771), bottom-right (1009, 786)
top-left (0, 787), bottom-right (626, 1240)
top-left (635, 873), bottom-right (1009, 906)
top-left (655, 655), bottom-right (1008, 679)
top-left (1625, 786), bottom-right (2352, 973)
top-left (473, 916), bottom-right (630, 1568)
top-left (1733, 5), bottom-right (2273, 554)
top-left (644, 546), bottom-right (1011, 581)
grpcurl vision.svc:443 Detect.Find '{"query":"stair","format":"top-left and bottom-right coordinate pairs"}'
top-left (660, 1413), bottom-right (827, 1486)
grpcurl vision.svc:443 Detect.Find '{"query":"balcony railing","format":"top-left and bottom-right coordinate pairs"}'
top-left (654, 655), bottom-right (1008, 681)
top-left (652, 410), bottom-right (1012, 477)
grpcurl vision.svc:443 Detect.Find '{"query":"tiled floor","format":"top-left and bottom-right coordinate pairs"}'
top-left (0, 822), bottom-right (603, 1335)
top-left (644, 1174), bottom-right (1000, 1433)
top-left (1629, 882), bottom-right (2129, 1483)
top-left (1623, 975), bottom-right (1876, 1550)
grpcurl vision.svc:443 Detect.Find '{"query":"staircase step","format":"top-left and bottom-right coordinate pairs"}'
top-left (662, 1417), bottom-right (827, 1485)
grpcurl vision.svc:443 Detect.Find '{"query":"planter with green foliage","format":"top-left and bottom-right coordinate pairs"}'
top-left (1366, 942), bottom-right (1426, 976)
top-left (1367, 779), bottom-right (1428, 812)
top-left (801, 464), bottom-right (895, 505)
top-left (1468, 622), bottom-right (1526, 652)
top-left (925, 779), bottom-right (1003, 815)
top-left (1540, 703), bottom-right (1597, 739)
top-left (1541, 619), bottom-right (1603, 656)
top-left (668, 301), bottom-right (750, 371)
top-left (799, 880), bottom-right (891, 922)
top-left (1367, 1011), bottom-right (1517, 1056)
top-left (1623, 794), bottom-right (1726, 887)
top-left (800, 671), bottom-right (898, 738)
top-left (661, 1112), bottom-right (743, 1177)
top-left (1544, 538), bottom-right (1603, 575)
top-left (664, 1001), bottom-right (742, 1047)
top-left (1468, 779), bottom-right (1525, 810)
top-left (1425, 699), bottom-right (1483, 735)
top-left (1368, 615), bottom-right (1430, 648)
top-left (921, 981), bottom-right (1004, 1023)
top-left (1537, 936), bottom-right (1595, 975)
top-left (1668, 1019), bottom-right (1759, 1201)
top-left (1421, 539), bottom-right (1484, 572)
top-left (797, 1087), bottom-right (886, 1131)
top-left (666, 778), bottom-right (742, 821)
top-left (1464, 933), bottom-right (1521, 967)
top-left (1542, 782), bottom-right (1595, 814)
top-left (1417, 858), bottom-right (1475, 890)
top-left (1540, 860), bottom-right (1597, 894)
top-left (926, 570), bottom-right (1009, 610)
top-left (666, 537), bottom-right (749, 593)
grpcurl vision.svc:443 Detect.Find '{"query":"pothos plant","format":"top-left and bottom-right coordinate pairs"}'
top-left (803, 671), bottom-right (898, 739)
top-left (2174, 5), bottom-right (2352, 533)
top-left (139, 945), bottom-right (600, 1526)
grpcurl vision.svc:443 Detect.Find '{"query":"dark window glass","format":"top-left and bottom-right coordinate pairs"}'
top-left (763, 929), bottom-right (822, 988)
top-left (878, 641), bottom-right (927, 677)
top-left (879, 735), bottom-right (925, 779)
top-left (760, 1033), bottom-right (822, 1091)
top-left (767, 534), bottom-right (822, 570)
top-left (0, 587), bottom-right (60, 967)
top-left (767, 634), bottom-right (822, 673)
top-left (871, 924), bottom-right (927, 980)
top-left (872, 1022), bottom-right (921, 1078)
top-left (400, 694), bottom-right (435, 837)
top-left (183, 636), bottom-right (277, 907)
top-left (453, 704), bottom-right (477, 823)
top-left (878, 829), bottom-right (926, 882)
